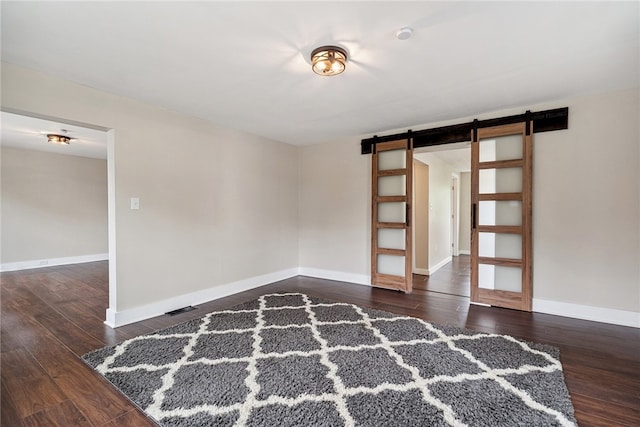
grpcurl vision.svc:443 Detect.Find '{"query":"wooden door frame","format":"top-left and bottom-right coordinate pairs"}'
top-left (451, 173), bottom-right (460, 257)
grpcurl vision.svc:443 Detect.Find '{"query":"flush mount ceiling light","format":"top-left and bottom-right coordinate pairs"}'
top-left (46, 134), bottom-right (71, 145)
top-left (311, 45), bottom-right (348, 76)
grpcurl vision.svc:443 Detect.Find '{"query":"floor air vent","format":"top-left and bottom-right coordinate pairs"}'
top-left (165, 306), bottom-right (196, 316)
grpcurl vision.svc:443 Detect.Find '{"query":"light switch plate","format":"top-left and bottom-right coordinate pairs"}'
top-left (130, 197), bottom-right (140, 210)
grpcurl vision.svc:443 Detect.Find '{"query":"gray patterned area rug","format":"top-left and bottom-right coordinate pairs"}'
top-left (83, 293), bottom-right (577, 427)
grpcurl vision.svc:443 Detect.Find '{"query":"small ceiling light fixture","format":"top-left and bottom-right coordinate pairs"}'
top-left (396, 27), bottom-right (413, 41)
top-left (46, 134), bottom-right (71, 145)
top-left (311, 45), bottom-right (348, 76)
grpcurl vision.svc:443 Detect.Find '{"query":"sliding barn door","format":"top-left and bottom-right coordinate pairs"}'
top-left (371, 138), bottom-right (413, 293)
top-left (471, 122), bottom-right (532, 311)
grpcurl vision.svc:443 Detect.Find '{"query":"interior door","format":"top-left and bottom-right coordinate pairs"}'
top-left (371, 138), bottom-right (413, 293)
top-left (470, 122), bottom-right (532, 311)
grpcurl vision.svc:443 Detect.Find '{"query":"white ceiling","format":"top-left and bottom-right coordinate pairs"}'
top-left (417, 142), bottom-right (471, 173)
top-left (1, 112), bottom-right (108, 159)
top-left (1, 2), bottom-right (638, 147)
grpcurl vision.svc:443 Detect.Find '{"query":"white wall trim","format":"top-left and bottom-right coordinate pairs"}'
top-left (458, 250), bottom-right (471, 255)
top-left (106, 129), bottom-right (118, 325)
top-left (104, 268), bottom-right (298, 328)
top-left (101, 266), bottom-right (640, 329)
top-left (0, 253), bottom-right (109, 272)
top-left (413, 268), bottom-right (429, 276)
top-left (298, 267), bottom-right (371, 286)
top-left (428, 256), bottom-right (452, 275)
top-left (533, 298), bottom-right (640, 328)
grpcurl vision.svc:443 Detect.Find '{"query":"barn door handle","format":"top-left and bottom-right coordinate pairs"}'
top-left (472, 203), bottom-right (477, 229)
top-left (406, 204), bottom-right (410, 227)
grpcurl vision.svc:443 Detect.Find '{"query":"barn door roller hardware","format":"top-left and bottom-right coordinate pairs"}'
top-left (361, 107), bottom-right (568, 155)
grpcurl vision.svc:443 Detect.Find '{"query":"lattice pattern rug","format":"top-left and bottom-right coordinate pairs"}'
top-left (83, 293), bottom-right (577, 426)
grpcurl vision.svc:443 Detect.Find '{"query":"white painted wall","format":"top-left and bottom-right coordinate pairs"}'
top-left (298, 88), bottom-right (640, 324)
top-left (1, 62), bottom-right (299, 320)
top-left (1, 147), bottom-right (108, 265)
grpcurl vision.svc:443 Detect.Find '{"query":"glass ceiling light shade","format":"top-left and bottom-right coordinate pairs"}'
top-left (46, 134), bottom-right (71, 145)
top-left (311, 46), bottom-right (348, 76)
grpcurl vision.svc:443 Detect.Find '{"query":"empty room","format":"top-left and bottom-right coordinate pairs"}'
top-left (1, 2), bottom-right (638, 426)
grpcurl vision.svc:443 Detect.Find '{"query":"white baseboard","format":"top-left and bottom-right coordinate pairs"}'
top-left (458, 250), bottom-right (471, 255)
top-left (105, 268), bottom-right (298, 328)
top-left (413, 268), bottom-right (429, 276)
top-left (1, 253), bottom-right (109, 272)
top-left (298, 267), bottom-right (370, 286)
top-left (428, 256), bottom-right (452, 275)
top-left (532, 298), bottom-right (640, 328)
top-left (101, 264), bottom-right (639, 330)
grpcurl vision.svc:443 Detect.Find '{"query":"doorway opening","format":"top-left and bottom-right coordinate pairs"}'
top-left (412, 142), bottom-right (471, 297)
top-left (0, 110), bottom-right (115, 321)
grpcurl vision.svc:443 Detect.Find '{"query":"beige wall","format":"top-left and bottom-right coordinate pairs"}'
top-left (1, 62), bottom-right (299, 313)
top-left (298, 138), bottom-right (370, 276)
top-left (414, 152), bottom-right (457, 269)
top-left (532, 88), bottom-right (639, 311)
top-left (3, 61), bottom-right (637, 322)
top-left (1, 147), bottom-right (108, 263)
top-left (459, 172), bottom-right (471, 253)
top-left (298, 88), bottom-right (640, 315)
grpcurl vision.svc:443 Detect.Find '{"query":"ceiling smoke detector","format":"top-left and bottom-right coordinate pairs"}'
top-left (396, 27), bottom-right (413, 40)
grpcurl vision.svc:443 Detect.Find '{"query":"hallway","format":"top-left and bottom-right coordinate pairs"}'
top-left (413, 255), bottom-right (470, 297)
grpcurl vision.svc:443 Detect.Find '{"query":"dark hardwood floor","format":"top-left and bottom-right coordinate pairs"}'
top-left (1, 261), bottom-right (639, 426)
top-left (413, 255), bottom-right (471, 297)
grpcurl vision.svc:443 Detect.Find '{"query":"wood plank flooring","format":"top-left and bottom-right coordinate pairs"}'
top-left (413, 255), bottom-right (471, 297)
top-left (1, 261), bottom-right (639, 426)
